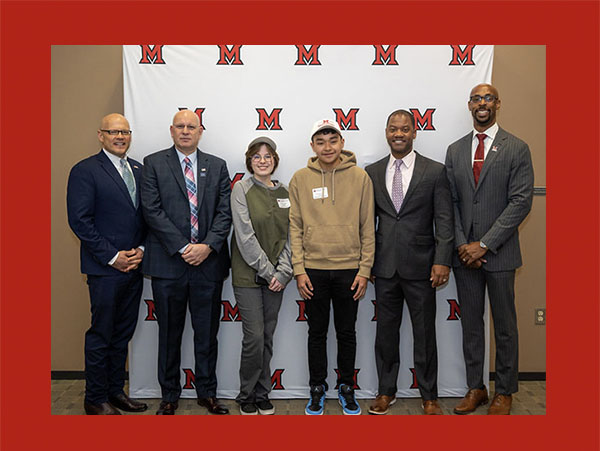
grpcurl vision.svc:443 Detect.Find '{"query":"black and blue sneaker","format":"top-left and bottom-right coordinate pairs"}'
top-left (338, 384), bottom-right (361, 415)
top-left (305, 385), bottom-right (326, 415)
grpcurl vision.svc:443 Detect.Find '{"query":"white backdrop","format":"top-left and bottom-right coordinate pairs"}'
top-left (124, 45), bottom-right (491, 399)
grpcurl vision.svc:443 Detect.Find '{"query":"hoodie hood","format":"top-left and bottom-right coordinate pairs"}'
top-left (306, 150), bottom-right (356, 204)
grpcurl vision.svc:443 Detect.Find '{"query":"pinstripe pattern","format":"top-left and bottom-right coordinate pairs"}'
top-left (445, 127), bottom-right (533, 395)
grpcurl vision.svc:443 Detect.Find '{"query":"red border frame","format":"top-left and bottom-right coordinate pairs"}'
top-left (1, 1), bottom-right (599, 450)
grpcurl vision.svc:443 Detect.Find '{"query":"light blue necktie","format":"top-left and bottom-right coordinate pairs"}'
top-left (120, 159), bottom-right (137, 208)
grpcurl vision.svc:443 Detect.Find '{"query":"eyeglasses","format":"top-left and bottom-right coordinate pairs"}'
top-left (252, 154), bottom-right (273, 162)
top-left (469, 94), bottom-right (497, 103)
top-left (174, 124), bottom-right (198, 131)
top-left (101, 129), bottom-right (132, 136)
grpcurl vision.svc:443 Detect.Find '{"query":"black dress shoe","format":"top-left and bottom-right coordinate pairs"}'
top-left (84, 401), bottom-right (121, 415)
top-left (108, 393), bottom-right (148, 412)
top-left (197, 397), bottom-right (229, 415)
top-left (156, 401), bottom-right (178, 415)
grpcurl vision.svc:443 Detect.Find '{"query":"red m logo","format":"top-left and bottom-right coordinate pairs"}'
top-left (333, 108), bottom-right (360, 131)
top-left (139, 45), bottom-right (165, 64)
top-left (230, 172), bottom-right (244, 190)
top-left (372, 45), bottom-right (398, 65)
top-left (447, 299), bottom-right (461, 320)
top-left (256, 108), bottom-right (283, 130)
top-left (371, 299), bottom-right (377, 321)
top-left (296, 300), bottom-right (307, 321)
top-left (144, 299), bottom-right (157, 321)
top-left (221, 300), bottom-right (241, 322)
top-left (217, 45), bottom-right (243, 65)
top-left (271, 369), bottom-right (285, 390)
top-left (178, 107), bottom-right (206, 130)
top-left (409, 108), bottom-right (436, 131)
top-left (295, 45), bottom-right (321, 65)
top-left (409, 368), bottom-right (418, 389)
top-left (334, 369), bottom-right (360, 390)
top-left (182, 368), bottom-right (195, 389)
top-left (449, 45), bottom-right (476, 66)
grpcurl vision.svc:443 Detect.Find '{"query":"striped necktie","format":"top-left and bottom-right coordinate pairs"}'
top-left (184, 157), bottom-right (199, 243)
top-left (473, 133), bottom-right (486, 185)
top-left (120, 159), bottom-right (137, 208)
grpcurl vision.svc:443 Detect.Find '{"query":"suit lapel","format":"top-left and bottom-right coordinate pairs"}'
top-left (460, 132), bottom-right (476, 191)
top-left (373, 157), bottom-right (397, 215)
top-left (475, 127), bottom-right (506, 191)
top-left (166, 146), bottom-right (188, 198)
top-left (399, 152), bottom-right (426, 211)
top-left (97, 151), bottom-right (136, 210)
top-left (195, 150), bottom-right (210, 208)
top-left (128, 157), bottom-right (143, 209)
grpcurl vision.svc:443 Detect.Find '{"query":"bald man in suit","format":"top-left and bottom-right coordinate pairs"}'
top-left (445, 84), bottom-right (534, 415)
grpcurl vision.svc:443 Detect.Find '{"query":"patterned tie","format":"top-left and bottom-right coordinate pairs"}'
top-left (391, 158), bottom-right (404, 212)
top-left (184, 157), bottom-right (199, 243)
top-left (473, 133), bottom-right (486, 185)
top-left (120, 159), bottom-right (137, 208)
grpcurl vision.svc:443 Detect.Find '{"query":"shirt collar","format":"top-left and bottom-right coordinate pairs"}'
top-left (472, 122), bottom-right (499, 141)
top-left (387, 149), bottom-right (416, 171)
top-left (175, 148), bottom-right (197, 165)
top-left (102, 148), bottom-right (127, 166)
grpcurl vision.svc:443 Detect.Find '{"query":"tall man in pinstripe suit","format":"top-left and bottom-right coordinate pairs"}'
top-left (445, 84), bottom-right (534, 415)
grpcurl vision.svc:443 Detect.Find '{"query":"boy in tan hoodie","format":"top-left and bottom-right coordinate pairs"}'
top-left (289, 119), bottom-right (375, 415)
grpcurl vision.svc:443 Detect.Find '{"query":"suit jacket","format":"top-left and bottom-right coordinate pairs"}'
top-left (140, 146), bottom-right (232, 280)
top-left (445, 127), bottom-right (534, 271)
top-left (365, 152), bottom-right (454, 280)
top-left (67, 150), bottom-right (146, 276)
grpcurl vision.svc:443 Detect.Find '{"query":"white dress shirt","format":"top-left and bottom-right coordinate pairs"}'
top-left (470, 122), bottom-right (499, 162)
top-left (385, 149), bottom-right (416, 200)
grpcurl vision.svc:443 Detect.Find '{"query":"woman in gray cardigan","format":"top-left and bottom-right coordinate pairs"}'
top-left (230, 137), bottom-right (292, 415)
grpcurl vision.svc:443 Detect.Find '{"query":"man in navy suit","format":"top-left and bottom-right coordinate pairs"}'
top-left (141, 110), bottom-right (232, 415)
top-left (445, 84), bottom-right (534, 415)
top-left (67, 113), bottom-right (148, 415)
top-left (365, 110), bottom-right (453, 415)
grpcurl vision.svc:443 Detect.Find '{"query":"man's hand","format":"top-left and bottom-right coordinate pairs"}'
top-left (268, 276), bottom-right (285, 292)
top-left (458, 242), bottom-right (488, 266)
top-left (296, 274), bottom-right (313, 300)
top-left (430, 264), bottom-right (450, 288)
top-left (111, 248), bottom-right (143, 273)
top-left (182, 243), bottom-right (212, 266)
top-left (351, 275), bottom-right (368, 301)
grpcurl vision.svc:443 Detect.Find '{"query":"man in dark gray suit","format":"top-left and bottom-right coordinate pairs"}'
top-left (141, 110), bottom-right (232, 415)
top-left (366, 110), bottom-right (453, 415)
top-left (445, 84), bottom-right (534, 415)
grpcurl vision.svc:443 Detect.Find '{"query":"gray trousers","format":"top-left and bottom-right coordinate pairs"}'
top-left (234, 286), bottom-right (283, 403)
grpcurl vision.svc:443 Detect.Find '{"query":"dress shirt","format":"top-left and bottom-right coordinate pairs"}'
top-left (470, 122), bottom-right (499, 162)
top-left (385, 149), bottom-right (416, 200)
top-left (175, 148), bottom-right (198, 253)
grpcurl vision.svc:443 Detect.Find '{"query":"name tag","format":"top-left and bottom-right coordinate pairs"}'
top-left (199, 167), bottom-right (207, 177)
top-left (312, 187), bottom-right (329, 199)
top-left (277, 198), bottom-right (290, 208)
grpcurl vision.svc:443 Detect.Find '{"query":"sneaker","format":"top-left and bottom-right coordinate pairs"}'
top-left (240, 403), bottom-right (258, 415)
top-left (338, 384), bottom-right (361, 415)
top-left (257, 399), bottom-right (275, 415)
top-left (305, 385), bottom-right (326, 415)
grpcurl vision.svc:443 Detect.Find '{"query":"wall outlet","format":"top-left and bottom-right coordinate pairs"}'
top-left (535, 308), bottom-right (546, 325)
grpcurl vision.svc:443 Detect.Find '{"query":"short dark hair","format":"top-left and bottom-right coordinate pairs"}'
top-left (311, 128), bottom-right (341, 143)
top-left (386, 109), bottom-right (415, 128)
top-left (245, 141), bottom-right (279, 174)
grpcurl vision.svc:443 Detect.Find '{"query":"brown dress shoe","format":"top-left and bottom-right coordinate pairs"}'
top-left (368, 395), bottom-right (396, 415)
top-left (487, 394), bottom-right (512, 415)
top-left (197, 397), bottom-right (229, 415)
top-left (453, 387), bottom-right (489, 415)
top-left (108, 393), bottom-right (148, 412)
top-left (156, 401), bottom-right (178, 415)
top-left (84, 401), bottom-right (121, 415)
top-left (422, 399), bottom-right (443, 415)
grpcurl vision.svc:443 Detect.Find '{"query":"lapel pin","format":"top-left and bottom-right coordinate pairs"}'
top-left (491, 146), bottom-right (498, 152)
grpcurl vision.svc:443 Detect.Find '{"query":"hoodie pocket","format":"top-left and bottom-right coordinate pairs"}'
top-left (305, 224), bottom-right (360, 259)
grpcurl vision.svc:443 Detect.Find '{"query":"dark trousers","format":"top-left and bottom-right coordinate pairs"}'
top-left (85, 271), bottom-right (143, 404)
top-left (152, 269), bottom-right (223, 402)
top-left (454, 266), bottom-right (518, 395)
top-left (305, 268), bottom-right (359, 388)
top-left (374, 273), bottom-right (438, 400)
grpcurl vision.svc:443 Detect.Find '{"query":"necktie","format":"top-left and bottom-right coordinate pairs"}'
top-left (391, 158), bottom-right (404, 212)
top-left (184, 157), bottom-right (199, 243)
top-left (473, 133), bottom-right (486, 185)
top-left (120, 159), bottom-right (137, 208)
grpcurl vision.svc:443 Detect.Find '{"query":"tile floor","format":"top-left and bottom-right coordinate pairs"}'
top-left (51, 379), bottom-right (545, 415)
